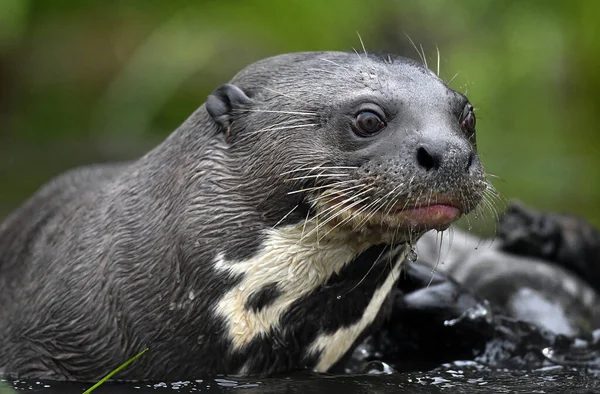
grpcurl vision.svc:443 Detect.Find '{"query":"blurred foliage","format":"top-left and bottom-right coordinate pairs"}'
top-left (0, 0), bottom-right (599, 233)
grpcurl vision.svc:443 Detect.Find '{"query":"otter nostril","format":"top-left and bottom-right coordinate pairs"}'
top-left (466, 151), bottom-right (475, 171)
top-left (416, 146), bottom-right (440, 172)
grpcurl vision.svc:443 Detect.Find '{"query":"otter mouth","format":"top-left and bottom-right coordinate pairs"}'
top-left (322, 195), bottom-right (465, 233)
top-left (390, 203), bottom-right (462, 231)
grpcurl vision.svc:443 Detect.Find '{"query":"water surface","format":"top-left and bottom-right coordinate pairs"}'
top-left (4, 363), bottom-right (600, 394)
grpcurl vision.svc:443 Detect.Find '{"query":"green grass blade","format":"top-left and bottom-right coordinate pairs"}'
top-left (0, 381), bottom-right (18, 394)
top-left (83, 348), bottom-right (149, 394)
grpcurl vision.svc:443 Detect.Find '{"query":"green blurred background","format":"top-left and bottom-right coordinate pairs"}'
top-left (1, 0), bottom-right (599, 233)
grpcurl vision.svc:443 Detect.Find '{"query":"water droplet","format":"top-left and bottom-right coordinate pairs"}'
top-left (407, 247), bottom-right (418, 262)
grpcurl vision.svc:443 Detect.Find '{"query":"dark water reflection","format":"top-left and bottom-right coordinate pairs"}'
top-left (4, 364), bottom-right (600, 394)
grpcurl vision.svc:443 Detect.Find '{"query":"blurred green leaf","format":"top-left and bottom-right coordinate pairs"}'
top-left (0, 0), bottom-right (29, 50)
top-left (1, 0), bottom-right (599, 230)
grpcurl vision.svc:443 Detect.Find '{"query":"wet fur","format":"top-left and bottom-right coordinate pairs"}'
top-left (0, 51), bottom-right (485, 380)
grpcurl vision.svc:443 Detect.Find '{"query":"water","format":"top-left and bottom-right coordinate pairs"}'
top-left (3, 364), bottom-right (600, 393)
top-left (406, 246), bottom-right (418, 263)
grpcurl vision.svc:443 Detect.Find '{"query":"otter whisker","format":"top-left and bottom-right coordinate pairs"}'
top-left (386, 175), bottom-right (416, 217)
top-left (302, 189), bottom-right (367, 214)
top-left (436, 45), bottom-right (441, 77)
top-left (321, 183), bottom-right (368, 196)
top-left (231, 119), bottom-right (313, 137)
top-left (272, 205), bottom-right (299, 229)
top-left (302, 188), bottom-right (367, 228)
top-left (425, 187), bottom-right (434, 210)
top-left (459, 189), bottom-right (474, 231)
top-left (419, 44), bottom-right (428, 69)
top-left (286, 181), bottom-right (357, 195)
top-left (300, 206), bottom-right (312, 241)
top-left (383, 178), bottom-right (415, 217)
top-left (307, 187), bottom-right (370, 214)
top-left (321, 58), bottom-right (352, 73)
top-left (446, 72), bottom-right (460, 86)
top-left (487, 193), bottom-right (504, 209)
top-left (379, 183), bottom-right (405, 209)
top-left (231, 121), bottom-right (318, 146)
top-left (279, 162), bottom-right (332, 176)
top-left (371, 196), bottom-right (403, 236)
top-left (244, 123), bottom-right (317, 139)
top-left (310, 186), bottom-right (375, 223)
top-left (307, 185), bottom-right (373, 225)
top-left (427, 230), bottom-right (446, 288)
top-left (247, 123), bottom-right (319, 136)
top-left (262, 87), bottom-right (304, 103)
top-left (240, 109), bottom-right (318, 116)
top-left (479, 189), bottom-right (503, 225)
top-left (487, 187), bottom-right (503, 201)
top-left (480, 190), bottom-right (501, 228)
top-left (280, 166), bottom-right (358, 176)
top-left (484, 182), bottom-right (504, 203)
top-left (285, 167), bottom-right (354, 180)
top-left (381, 190), bottom-right (404, 218)
top-left (481, 191), bottom-right (500, 220)
top-left (315, 197), bottom-right (372, 241)
top-left (486, 173), bottom-right (503, 180)
top-left (386, 230), bottom-right (400, 283)
top-left (265, 118), bottom-right (312, 127)
top-left (414, 189), bottom-right (425, 211)
top-left (346, 194), bottom-right (387, 231)
top-left (448, 225), bottom-right (456, 249)
top-left (405, 33), bottom-right (426, 66)
top-left (352, 195), bottom-right (387, 231)
top-left (307, 184), bottom-right (367, 206)
top-left (284, 173), bottom-right (351, 182)
top-left (339, 243), bottom-right (389, 297)
top-left (306, 67), bottom-right (343, 76)
top-left (357, 31), bottom-right (368, 56)
top-left (303, 194), bottom-right (368, 243)
top-left (353, 183), bottom-right (405, 231)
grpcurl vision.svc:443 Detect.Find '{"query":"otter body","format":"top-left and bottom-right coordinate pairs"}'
top-left (0, 51), bottom-right (485, 380)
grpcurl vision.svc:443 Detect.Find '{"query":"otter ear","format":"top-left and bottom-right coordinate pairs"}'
top-left (206, 83), bottom-right (253, 131)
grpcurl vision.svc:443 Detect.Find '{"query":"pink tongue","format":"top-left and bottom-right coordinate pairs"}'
top-left (401, 204), bottom-right (462, 229)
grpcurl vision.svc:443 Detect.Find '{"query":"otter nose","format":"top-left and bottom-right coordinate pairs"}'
top-left (415, 140), bottom-right (475, 173)
top-left (416, 145), bottom-right (441, 172)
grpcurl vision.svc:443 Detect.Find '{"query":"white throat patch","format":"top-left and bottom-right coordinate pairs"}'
top-left (212, 220), bottom-right (407, 372)
top-left (213, 222), bottom-right (377, 349)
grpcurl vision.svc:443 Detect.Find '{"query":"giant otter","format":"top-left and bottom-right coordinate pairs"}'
top-left (0, 51), bottom-right (487, 380)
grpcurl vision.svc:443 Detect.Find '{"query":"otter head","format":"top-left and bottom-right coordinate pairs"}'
top-left (205, 51), bottom-right (487, 246)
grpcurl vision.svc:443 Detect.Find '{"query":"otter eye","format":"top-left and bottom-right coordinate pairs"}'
top-left (355, 111), bottom-right (386, 136)
top-left (460, 105), bottom-right (476, 135)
